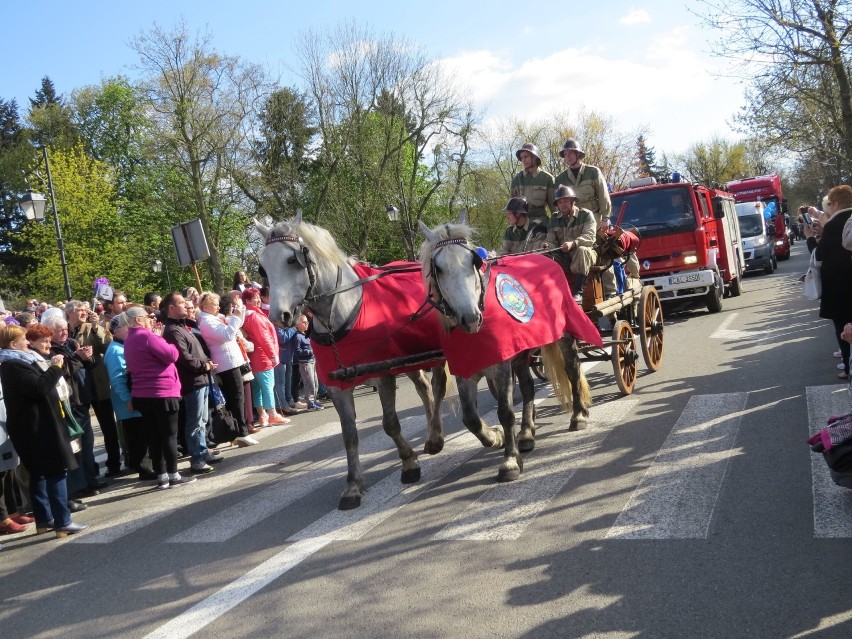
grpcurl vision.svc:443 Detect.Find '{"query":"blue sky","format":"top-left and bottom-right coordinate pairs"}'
top-left (2, 1), bottom-right (746, 154)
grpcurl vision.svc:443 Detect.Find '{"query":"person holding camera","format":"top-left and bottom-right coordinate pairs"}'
top-left (196, 292), bottom-right (258, 447)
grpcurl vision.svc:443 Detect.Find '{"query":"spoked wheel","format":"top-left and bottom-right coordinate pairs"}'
top-left (611, 320), bottom-right (639, 395)
top-left (638, 285), bottom-right (664, 372)
top-left (529, 348), bottom-right (547, 380)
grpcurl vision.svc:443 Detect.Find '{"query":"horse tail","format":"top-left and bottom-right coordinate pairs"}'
top-left (540, 341), bottom-right (574, 413)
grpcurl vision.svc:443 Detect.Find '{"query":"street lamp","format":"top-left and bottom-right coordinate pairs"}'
top-left (152, 258), bottom-right (172, 290)
top-left (386, 204), bottom-right (417, 259)
top-left (19, 146), bottom-right (72, 301)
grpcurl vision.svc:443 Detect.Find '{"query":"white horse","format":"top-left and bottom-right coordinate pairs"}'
top-left (256, 215), bottom-right (448, 510)
top-left (418, 222), bottom-right (595, 482)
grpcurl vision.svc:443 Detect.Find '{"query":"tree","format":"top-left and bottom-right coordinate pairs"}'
top-left (295, 21), bottom-right (476, 260)
top-left (130, 21), bottom-right (267, 292)
top-left (697, 0), bottom-right (852, 181)
top-left (19, 146), bottom-right (139, 301)
top-left (235, 86), bottom-right (317, 218)
top-left (635, 134), bottom-right (668, 182)
top-left (27, 76), bottom-right (79, 149)
top-left (679, 136), bottom-right (750, 185)
top-left (0, 98), bottom-right (32, 281)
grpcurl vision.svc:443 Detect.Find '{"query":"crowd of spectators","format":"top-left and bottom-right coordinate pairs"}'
top-left (801, 185), bottom-right (852, 380)
top-left (0, 271), bottom-right (328, 546)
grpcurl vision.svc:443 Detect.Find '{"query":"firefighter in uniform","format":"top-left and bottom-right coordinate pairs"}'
top-left (498, 196), bottom-right (547, 256)
top-left (544, 185), bottom-right (597, 303)
top-left (510, 143), bottom-right (555, 226)
top-left (555, 138), bottom-right (615, 295)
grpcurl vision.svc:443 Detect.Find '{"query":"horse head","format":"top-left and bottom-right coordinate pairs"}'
top-left (256, 213), bottom-right (350, 328)
top-left (419, 221), bottom-right (486, 334)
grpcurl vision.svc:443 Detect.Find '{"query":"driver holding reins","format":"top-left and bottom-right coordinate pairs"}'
top-left (498, 196), bottom-right (548, 256)
top-left (543, 185), bottom-right (598, 303)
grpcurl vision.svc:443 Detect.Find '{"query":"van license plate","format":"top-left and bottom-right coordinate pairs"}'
top-left (669, 273), bottom-right (700, 285)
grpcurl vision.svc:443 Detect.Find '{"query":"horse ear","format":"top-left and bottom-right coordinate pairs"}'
top-left (419, 220), bottom-right (437, 242)
top-left (294, 209), bottom-right (303, 223)
top-left (254, 217), bottom-right (271, 238)
top-left (458, 208), bottom-right (468, 225)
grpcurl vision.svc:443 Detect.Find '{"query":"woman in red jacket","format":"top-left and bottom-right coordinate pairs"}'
top-left (240, 289), bottom-right (289, 426)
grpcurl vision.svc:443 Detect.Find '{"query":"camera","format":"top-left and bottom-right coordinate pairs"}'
top-left (802, 212), bottom-right (814, 226)
top-left (799, 206), bottom-right (808, 213)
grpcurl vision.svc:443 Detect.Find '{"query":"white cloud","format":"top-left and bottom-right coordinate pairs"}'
top-left (620, 8), bottom-right (651, 25)
top-left (435, 29), bottom-right (746, 153)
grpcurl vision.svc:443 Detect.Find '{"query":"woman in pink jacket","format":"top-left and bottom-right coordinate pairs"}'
top-left (240, 289), bottom-right (288, 426)
top-left (123, 305), bottom-right (195, 489)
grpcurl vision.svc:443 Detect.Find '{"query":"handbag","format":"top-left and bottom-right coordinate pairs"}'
top-left (211, 405), bottom-right (239, 443)
top-left (803, 250), bottom-right (821, 300)
top-left (61, 398), bottom-right (84, 454)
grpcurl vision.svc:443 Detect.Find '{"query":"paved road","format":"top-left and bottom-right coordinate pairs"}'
top-left (2, 241), bottom-right (852, 639)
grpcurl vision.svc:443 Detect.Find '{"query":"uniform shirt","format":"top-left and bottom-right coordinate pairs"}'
top-left (546, 206), bottom-right (597, 248)
top-left (499, 222), bottom-right (547, 256)
top-left (555, 164), bottom-right (612, 223)
top-left (510, 168), bottom-right (555, 222)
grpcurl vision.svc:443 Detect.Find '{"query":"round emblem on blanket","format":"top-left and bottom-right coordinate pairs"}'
top-left (495, 273), bottom-right (534, 323)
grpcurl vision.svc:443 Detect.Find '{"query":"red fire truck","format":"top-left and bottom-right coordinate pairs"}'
top-left (610, 178), bottom-right (745, 313)
top-left (725, 174), bottom-right (791, 260)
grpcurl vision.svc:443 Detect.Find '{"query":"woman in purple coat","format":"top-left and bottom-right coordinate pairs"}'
top-left (122, 306), bottom-right (195, 489)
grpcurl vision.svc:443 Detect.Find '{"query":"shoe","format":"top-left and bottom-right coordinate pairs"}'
top-left (247, 426), bottom-right (262, 434)
top-left (11, 514), bottom-right (35, 525)
top-left (68, 500), bottom-right (88, 513)
top-left (838, 372), bottom-right (849, 380)
top-left (75, 487), bottom-right (100, 498)
top-left (138, 469), bottom-right (158, 480)
top-left (835, 350), bottom-right (842, 358)
top-left (0, 519), bottom-right (28, 534)
top-left (156, 477), bottom-right (171, 490)
top-left (204, 454), bottom-right (224, 464)
top-left (234, 436), bottom-right (259, 447)
top-left (573, 293), bottom-right (583, 304)
top-left (104, 467), bottom-right (126, 478)
top-left (294, 401), bottom-right (308, 410)
top-left (190, 462), bottom-right (215, 475)
top-left (93, 479), bottom-right (109, 489)
top-left (36, 521), bottom-right (55, 535)
top-left (169, 475), bottom-right (198, 487)
top-left (837, 362), bottom-right (846, 370)
top-left (308, 401), bottom-right (324, 411)
top-left (267, 414), bottom-right (290, 425)
top-left (55, 522), bottom-right (88, 538)
top-left (316, 393), bottom-right (330, 401)
top-left (257, 417), bottom-right (269, 427)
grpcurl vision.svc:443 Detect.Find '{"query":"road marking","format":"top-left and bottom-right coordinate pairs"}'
top-left (709, 313), bottom-right (752, 340)
top-left (73, 421), bottom-right (344, 544)
top-left (806, 385), bottom-right (852, 538)
top-left (145, 384), bottom-right (576, 638)
top-left (606, 393), bottom-right (748, 539)
top-left (167, 416), bottom-right (429, 543)
top-left (433, 397), bottom-right (639, 540)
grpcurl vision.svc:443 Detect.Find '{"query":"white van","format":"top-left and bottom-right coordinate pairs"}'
top-left (736, 202), bottom-right (775, 275)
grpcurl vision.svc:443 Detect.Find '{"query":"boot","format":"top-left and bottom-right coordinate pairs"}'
top-left (571, 273), bottom-right (586, 304)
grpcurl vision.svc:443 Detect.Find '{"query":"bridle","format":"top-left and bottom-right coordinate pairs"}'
top-left (263, 234), bottom-right (319, 303)
top-left (426, 237), bottom-right (489, 320)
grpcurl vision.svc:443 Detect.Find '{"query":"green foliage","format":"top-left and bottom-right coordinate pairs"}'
top-left (679, 137), bottom-right (750, 185)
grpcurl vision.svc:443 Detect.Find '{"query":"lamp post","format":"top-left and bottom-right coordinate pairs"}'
top-left (19, 146), bottom-right (72, 301)
top-left (152, 258), bottom-right (172, 290)
top-left (386, 204), bottom-right (416, 260)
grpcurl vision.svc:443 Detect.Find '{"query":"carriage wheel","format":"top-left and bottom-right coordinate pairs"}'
top-left (529, 348), bottom-right (547, 380)
top-left (638, 285), bottom-right (664, 372)
top-left (611, 320), bottom-right (638, 395)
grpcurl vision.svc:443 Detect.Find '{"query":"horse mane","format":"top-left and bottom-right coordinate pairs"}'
top-left (269, 219), bottom-right (355, 270)
top-left (419, 223), bottom-right (474, 333)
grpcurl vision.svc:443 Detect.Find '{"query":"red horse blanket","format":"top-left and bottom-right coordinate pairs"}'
top-left (313, 255), bottom-right (603, 388)
top-left (312, 262), bottom-right (444, 389)
top-left (439, 253), bottom-right (603, 377)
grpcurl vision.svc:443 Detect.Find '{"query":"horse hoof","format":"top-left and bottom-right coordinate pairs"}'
top-left (569, 419), bottom-right (588, 431)
top-left (518, 437), bottom-right (535, 453)
top-left (338, 495), bottom-right (361, 510)
top-left (424, 439), bottom-right (444, 455)
top-left (497, 467), bottom-right (521, 482)
top-left (400, 467), bottom-right (421, 484)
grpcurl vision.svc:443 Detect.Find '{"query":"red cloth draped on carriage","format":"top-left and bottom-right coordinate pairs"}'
top-left (312, 255), bottom-right (603, 388)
